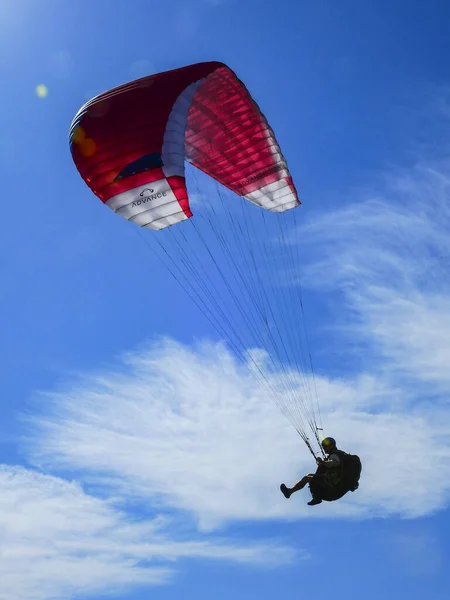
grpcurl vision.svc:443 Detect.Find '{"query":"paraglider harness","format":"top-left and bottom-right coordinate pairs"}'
top-left (335, 450), bottom-right (361, 492)
top-left (309, 449), bottom-right (362, 502)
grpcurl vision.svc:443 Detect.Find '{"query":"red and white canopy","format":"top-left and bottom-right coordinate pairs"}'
top-left (70, 61), bottom-right (300, 230)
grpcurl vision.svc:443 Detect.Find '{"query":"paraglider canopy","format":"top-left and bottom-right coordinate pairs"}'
top-left (70, 61), bottom-right (299, 231)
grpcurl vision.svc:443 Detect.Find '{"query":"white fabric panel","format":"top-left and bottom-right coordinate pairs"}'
top-left (106, 178), bottom-right (169, 211)
top-left (105, 179), bottom-right (186, 230)
top-left (144, 211), bottom-right (188, 230)
top-left (129, 199), bottom-right (184, 225)
top-left (162, 79), bottom-right (203, 178)
top-left (245, 179), bottom-right (296, 211)
top-left (271, 198), bottom-right (299, 213)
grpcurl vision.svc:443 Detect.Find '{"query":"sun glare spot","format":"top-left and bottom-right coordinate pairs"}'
top-left (36, 84), bottom-right (48, 98)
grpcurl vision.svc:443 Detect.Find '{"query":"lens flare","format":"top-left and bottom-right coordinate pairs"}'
top-left (36, 84), bottom-right (48, 98)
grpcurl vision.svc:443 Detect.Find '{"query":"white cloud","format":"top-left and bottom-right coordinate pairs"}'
top-left (27, 339), bottom-right (302, 530)
top-left (298, 162), bottom-right (450, 395)
top-left (0, 465), bottom-right (297, 600)
top-left (26, 328), bottom-right (450, 528)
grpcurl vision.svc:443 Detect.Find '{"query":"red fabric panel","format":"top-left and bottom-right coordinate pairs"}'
top-left (185, 66), bottom-right (296, 199)
top-left (69, 61), bottom-right (298, 215)
top-left (70, 62), bottom-right (223, 203)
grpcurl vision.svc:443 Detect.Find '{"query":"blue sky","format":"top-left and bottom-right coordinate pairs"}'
top-left (1, 0), bottom-right (450, 598)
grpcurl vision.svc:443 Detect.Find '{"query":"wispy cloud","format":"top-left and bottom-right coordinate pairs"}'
top-left (0, 465), bottom-right (297, 600)
top-left (298, 161), bottom-right (450, 394)
top-left (25, 327), bottom-right (450, 528)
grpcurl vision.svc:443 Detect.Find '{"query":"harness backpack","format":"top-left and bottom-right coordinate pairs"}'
top-left (334, 450), bottom-right (362, 491)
